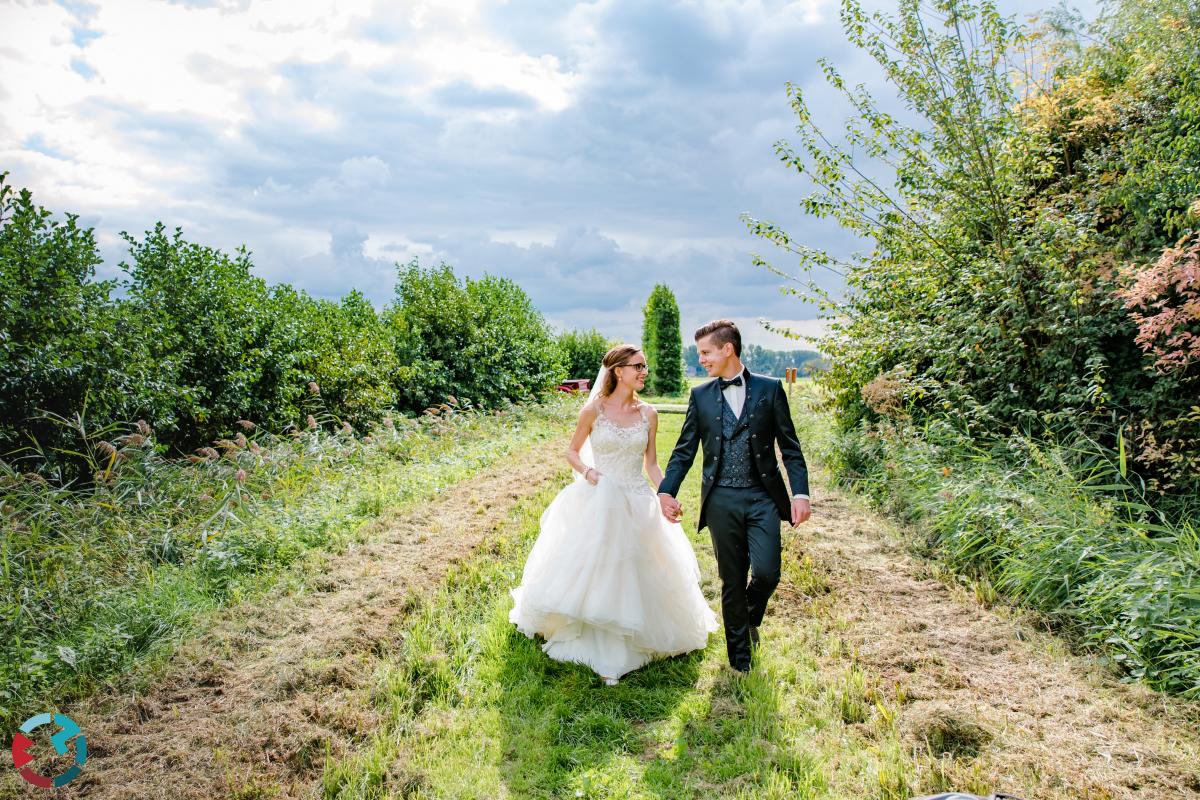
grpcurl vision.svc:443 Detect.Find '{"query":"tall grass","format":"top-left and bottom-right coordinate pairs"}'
top-left (821, 412), bottom-right (1200, 699)
top-left (0, 395), bottom-right (575, 732)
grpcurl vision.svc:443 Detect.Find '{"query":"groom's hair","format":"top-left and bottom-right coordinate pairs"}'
top-left (694, 319), bottom-right (741, 356)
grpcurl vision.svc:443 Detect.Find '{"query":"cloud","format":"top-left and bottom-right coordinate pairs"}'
top-left (1, 0), bottom-right (1100, 350)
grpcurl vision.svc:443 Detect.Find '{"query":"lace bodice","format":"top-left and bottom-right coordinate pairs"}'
top-left (589, 405), bottom-right (653, 496)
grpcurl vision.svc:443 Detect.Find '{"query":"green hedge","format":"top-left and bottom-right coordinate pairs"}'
top-left (0, 175), bottom-right (571, 476)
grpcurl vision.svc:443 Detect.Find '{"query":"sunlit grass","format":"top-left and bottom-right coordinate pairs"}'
top-left (322, 406), bottom-right (921, 799)
top-left (816, 393), bottom-right (1200, 699)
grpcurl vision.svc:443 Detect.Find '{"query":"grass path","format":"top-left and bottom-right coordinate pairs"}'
top-left (10, 396), bottom-right (1200, 798)
top-left (784, 485), bottom-right (1200, 797)
top-left (318, 406), bottom-right (1200, 799)
top-left (3, 431), bottom-right (570, 800)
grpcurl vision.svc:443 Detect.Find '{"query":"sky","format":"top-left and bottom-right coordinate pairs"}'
top-left (0, 0), bottom-right (1098, 350)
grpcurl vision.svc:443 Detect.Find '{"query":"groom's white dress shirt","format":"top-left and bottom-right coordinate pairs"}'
top-left (721, 368), bottom-right (809, 501)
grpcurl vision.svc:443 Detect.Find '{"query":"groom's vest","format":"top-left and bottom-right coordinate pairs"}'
top-left (714, 394), bottom-right (762, 489)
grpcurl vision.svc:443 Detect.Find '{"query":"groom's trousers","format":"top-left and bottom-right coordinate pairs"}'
top-left (705, 485), bottom-right (782, 671)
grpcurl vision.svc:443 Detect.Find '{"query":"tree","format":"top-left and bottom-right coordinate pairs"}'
top-left (641, 284), bottom-right (685, 395)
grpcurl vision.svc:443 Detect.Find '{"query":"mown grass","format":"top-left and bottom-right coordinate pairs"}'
top-left (815, 397), bottom-right (1200, 699)
top-left (321, 408), bottom-right (926, 800)
top-left (0, 396), bottom-right (576, 733)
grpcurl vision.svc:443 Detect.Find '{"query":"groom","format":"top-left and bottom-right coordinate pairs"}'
top-left (657, 319), bottom-right (811, 673)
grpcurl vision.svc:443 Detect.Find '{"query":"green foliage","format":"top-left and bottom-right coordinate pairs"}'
top-left (828, 414), bottom-right (1200, 698)
top-left (641, 283), bottom-right (685, 395)
top-left (386, 260), bottom-right (565, 411)
top-left (749, 0), bottom-right (1200, 504)
top-left (0, 397), bottom-right (575, 734)
top-left (119, 223), bottom-right (284, 448)
top-left (750, 0), bottom-right (1200, 696)
top-left (557, 327), bottom-right (615, 380)
top-left (0, 176), bottom-right (567, 473)
top-left (0, 175), bottom-right (167, 474)
top-left (299, 289), bottom-right (399, 427)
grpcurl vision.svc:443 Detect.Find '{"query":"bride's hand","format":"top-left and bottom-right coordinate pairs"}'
top-left (584, 467), bottom-right (602, 485)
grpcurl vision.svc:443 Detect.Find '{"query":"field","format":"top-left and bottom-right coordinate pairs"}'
top-left (6, 389), bottom-right (1198, 799)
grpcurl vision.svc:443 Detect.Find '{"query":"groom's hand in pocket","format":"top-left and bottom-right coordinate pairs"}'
top-left (790, 497), bottom-right (811, 527)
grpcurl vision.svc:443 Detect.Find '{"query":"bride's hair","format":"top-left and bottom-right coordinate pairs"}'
top-left (599, 344), bottom-right (643, 397)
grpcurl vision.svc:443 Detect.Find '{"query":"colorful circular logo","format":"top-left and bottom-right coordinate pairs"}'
top-left (11, 713), bottom-right (87, 788)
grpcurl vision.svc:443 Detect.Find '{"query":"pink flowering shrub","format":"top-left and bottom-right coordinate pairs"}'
top-left (1119, 233), bottom-right (1200, 373)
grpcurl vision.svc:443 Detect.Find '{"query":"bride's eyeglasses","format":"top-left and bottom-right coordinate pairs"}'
top-left (618, 362), bottom-right (650, 373)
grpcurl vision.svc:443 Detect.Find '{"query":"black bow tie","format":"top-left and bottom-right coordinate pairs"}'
top-left (719, 376), bottom-right (743, 389)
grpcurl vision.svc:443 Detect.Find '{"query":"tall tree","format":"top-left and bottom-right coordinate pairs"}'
top-left (641, 284), bottom-right (685, 395)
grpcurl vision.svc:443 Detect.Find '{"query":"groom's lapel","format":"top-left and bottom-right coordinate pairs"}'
top-left (705, 377), bottom-right (723, 434)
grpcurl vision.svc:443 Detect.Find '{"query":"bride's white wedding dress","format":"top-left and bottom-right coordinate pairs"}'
top-left (508, 403), bottom-right (718, 682)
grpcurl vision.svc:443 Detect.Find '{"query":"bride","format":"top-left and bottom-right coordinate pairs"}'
top-left (508, 344), bottom-right (718, 685)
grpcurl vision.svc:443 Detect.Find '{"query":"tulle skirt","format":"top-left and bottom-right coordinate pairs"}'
top-left (508, 475), bottom-right (719, 680)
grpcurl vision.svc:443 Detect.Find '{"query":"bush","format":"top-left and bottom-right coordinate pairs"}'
top-left (747, 0), bottom-right (1200, 506)
top-left (119, 223), bottom-right (288, 450)
top-left (386, 260), bottom-right (565, 411)
top-left (0, 178), bottom-right (569, 473)
top-left (557, 328), bottom-right (615, 381)
top-left (0, 175), bottom-right (169, 477)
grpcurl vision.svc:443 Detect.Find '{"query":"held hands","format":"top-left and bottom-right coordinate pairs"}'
top-left (790, 497), bottom-right (812, 527)
top-left (584, 467), bottom-right (602, 485)
top-left (657, 493), bottom-right (683, 523)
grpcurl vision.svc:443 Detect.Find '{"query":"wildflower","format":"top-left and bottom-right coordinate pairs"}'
top-left (237, 419), bottom-right (256, 431)
top-left (234, 432), bottom-right (248, 449)
top-left (937, 490), bottom-right (954, 502)
top-left (341, 421), bottom-right (353, 434)
top-left (198, 447), bottom-right (220, 460)
top-left (96, 441), bottom-right (117, 459)
top-left (306, 415), bottom-right (318, 430)
top-left (363, 435), bottom-right (373, 444)
top-left (235, 468), bottom-right (247, 483)
top-left (941, 466), bottom-right (952, 477)
top-left (383, 416), bottom-right (394, 429)
top-left (136, 419), bottom-right (153, 437)
top-left (307, 381), bottom-right (320, 395)
top-left (248, 441), bottom-right (261, 454)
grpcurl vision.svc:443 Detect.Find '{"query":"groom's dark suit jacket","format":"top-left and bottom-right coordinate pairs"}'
top-left (658, 370), bottom-right (809, 532)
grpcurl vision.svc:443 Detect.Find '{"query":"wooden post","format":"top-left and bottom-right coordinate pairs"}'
top-left (786, 367), bottom-right (796, 397)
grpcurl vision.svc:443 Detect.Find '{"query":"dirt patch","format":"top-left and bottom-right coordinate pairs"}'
top-left (12, 438), bottom-right (568, 800)
top-left (774, 486), bottom-right (1200, 799)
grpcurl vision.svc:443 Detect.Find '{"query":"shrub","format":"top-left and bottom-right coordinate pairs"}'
top-left (557, 328), bottom-right (615, 381)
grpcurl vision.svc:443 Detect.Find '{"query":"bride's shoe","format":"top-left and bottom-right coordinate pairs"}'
top-left (602, 677), bottom-right (619, 686)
